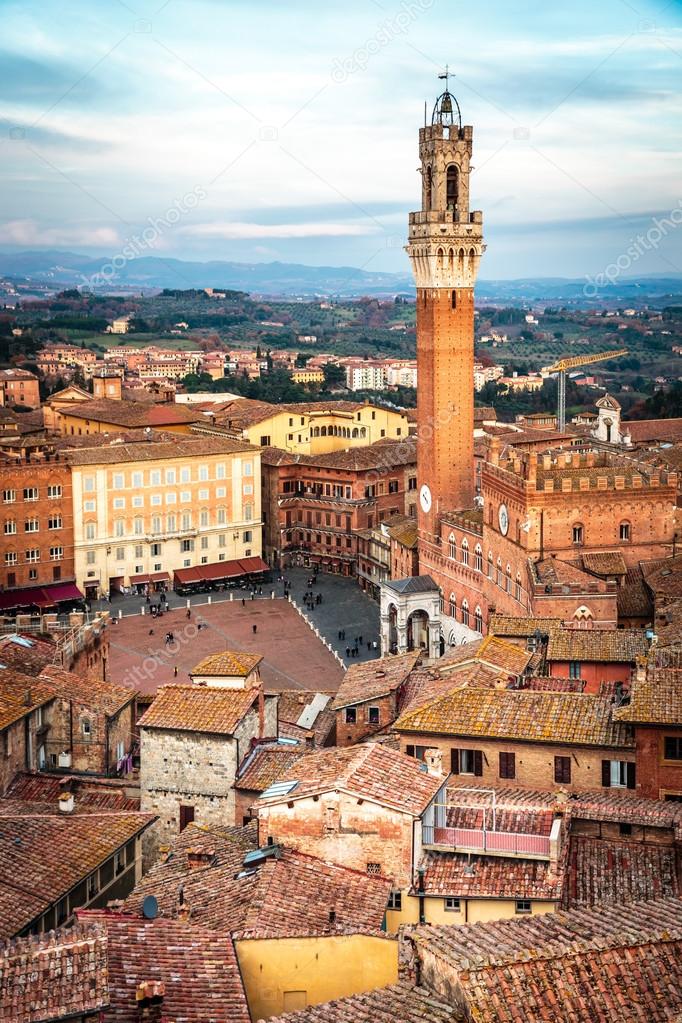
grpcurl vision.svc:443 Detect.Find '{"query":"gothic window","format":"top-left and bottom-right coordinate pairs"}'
top-left (446, 164), bottom-right (458, 209)
top-left (448, 534), bottom-right (456, 560)
top-left (572, 523), bottom-right (584, 545)
top-left (462, 600), bottom-right (470, 627)
top-left (474, 606), bottom-right (483, 633)
top-left (497, 556), bottom-right (503, 587)
top-left (425, 165), bottom-right (433, 209)
top-left (449, 593), bottom-right (457, 618)
top-left (474, 544), bottom-right (483, 573)
top-left (515, 571), bottom-right (522, 601)
top-left (461, 539), bottom-right (469, 567)
top-left (619, 521), bottom-right (631, 542)
top-left (488, 551), bottom-right (494, 579)
top-left (506, 564), bottom-right (512, 593)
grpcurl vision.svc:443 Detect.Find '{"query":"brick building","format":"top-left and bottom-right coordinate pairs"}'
top-left (0, 368), bottom-right (40, 409)
top-left (381, 81), bottom-right (679, 656)
top-left (261, 438), bottom-right (417, 575)
top-left (332, 652), bottom-right (421, 747)
top-left (255, 743), bottom-right (443, 889)
top-left (0, 667), bottom-right (55, 793)
top-left (615, 665), bottom-right (682, 800)
top-left (0, 447), bottom-right (78, 607)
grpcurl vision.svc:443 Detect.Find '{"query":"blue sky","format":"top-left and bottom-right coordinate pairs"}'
top-left (0, 0), bottom-right (681, 278)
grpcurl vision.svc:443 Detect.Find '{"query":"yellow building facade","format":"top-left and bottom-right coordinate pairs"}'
top-left (385, 891), bottom-right (557, 933)
top-left (64, 434), bottom-right (262, 597)
top-left (235, 933), bottom-right (397, 1020)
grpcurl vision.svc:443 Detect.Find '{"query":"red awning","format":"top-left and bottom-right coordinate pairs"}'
top-left (238, 556), bottom-right (269, 574)
top-left (173, 566), bottom-right (204, 585)
top-left (0, 587), bottom-right (55, 611)
top-left (41, 583), bottom-right (83, 603)
top-left (129, 574), bottom-right (151, 585)
top-left (149, 572), bottom-right (170, 583)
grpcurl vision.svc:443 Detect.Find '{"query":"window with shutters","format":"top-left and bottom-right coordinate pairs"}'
top-left (344, 707), bottom-right (357, 724)
top-left (179, 805), bottom-right (195, 831)
top-left (499, 752), bottom-right (515, 779)
top-left (602, 759), bottom-right (635, 789)
top-left (554, 756), bottom-right (571, 784)
top-left (452, 748), bottom-right (483, 776)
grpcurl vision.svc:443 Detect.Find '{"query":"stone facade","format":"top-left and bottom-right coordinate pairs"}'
top-left (257, 790), bottom-right (420, 888)
top-left (46, 695), bottom-right (135, 775)
top-left (140, 694), bottom-right (277, 865)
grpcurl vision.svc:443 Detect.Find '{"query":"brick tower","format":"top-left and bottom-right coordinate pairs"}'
top-left (407, 77), bottom-right (484, 541)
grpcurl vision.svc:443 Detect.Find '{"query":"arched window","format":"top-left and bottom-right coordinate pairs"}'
top-left (437, 247), bottom-right (445, 267)
top-left (446, 164), bottom-right (458, 208)
top-left (425, 165), bottom-right (433, 209)
top-left (448, 533), bottom-right (456, 560)
top-left (321, 426), bottom-right (327, 437)
top-left (488, 551), bottom-right (494, 579)
top-left (515, 571), bottom-right (522, 601)
top-left (360, 427), bottom-right (367, 438)
top-left (506, 564), bottom-right (512, 593)
top-left (619, 521), bottom-right (631, 542)
top-left (474, 606), bottom-right (483, 633)
top-left (462, 599), bottom-right (470, 627)
top-left (449, 592), bottom-right (457, 618)
top-left (474, 544), bottom-right (483, 573)
top-left (497, 556), bottom-right (503, 587)
top-left (352, 428), bottom-right (358, 438)
top-left (461, 539), bottom-right (469, 567)
top-left (572, 523), bottom-right (584, 545)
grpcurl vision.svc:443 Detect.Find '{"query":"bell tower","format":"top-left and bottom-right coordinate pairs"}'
top-left (407, 74), bottom-right (484, 540)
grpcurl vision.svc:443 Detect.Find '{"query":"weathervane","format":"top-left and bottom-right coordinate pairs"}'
top-left (438, 64), bottom-right (454, 91)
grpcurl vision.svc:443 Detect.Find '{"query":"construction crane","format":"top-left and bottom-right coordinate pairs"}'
top-left (546, 349), bottom-right (628, 431)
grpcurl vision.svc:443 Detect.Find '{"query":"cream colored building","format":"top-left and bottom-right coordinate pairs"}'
top-left (63, 433), bottom-right (262, 598)
top-left (195, 398), bottom-right (410, 455)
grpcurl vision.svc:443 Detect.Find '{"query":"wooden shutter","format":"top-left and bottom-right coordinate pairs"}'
top-left (406, 744), bottom-right (415, 758)
top-left (179, 804), bottom-right (195, 831)
top-left (601, 760), bottom-right (611, 788)
top-left (626, 762), bottom-right (636, 789)
top-left (500, 752), bottom-right (515, 780)
top-left (473, 750), bottom-right (483, 777)
top-left (450, 748), bottom-right (460, 774)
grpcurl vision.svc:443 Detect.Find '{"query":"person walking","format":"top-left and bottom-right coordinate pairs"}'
top-left (186, 608), bottom-right (191, 619)
top-left (346, 647), bottom-right (351, 658)
top-left (173, 665), bottom-right (178, 678)
top-left (252, 623), bottom-right (257, 634)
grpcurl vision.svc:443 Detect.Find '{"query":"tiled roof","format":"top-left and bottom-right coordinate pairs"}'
top-left (642, 555), bottom-right (682, 601)
top-left (407, 898), bottom-right (682, 1022)
top-left (417, 850), bottom-right (563, 900)
top-left (0, 668), bottom-right (55, 732)
top-left (295, 437), bottom-right (416, 472)
top-left (533, 557), bottom-right (600, 587)
top-left (614, 667), bottom-right (682, 724)
top-left (63, 431), bottom-right (255, 465)
top-left (469, 634), bottom-right (532, 676)
top-left (546, 628), bottom-right (649, 663)
top-left (0, 811), bottom-right (155, 939)
top-left (387, 519), bottom-right (418, 549)
top-left (257, 743), bottom-right (443, 817)
top-left (383, 576), bottom-right (439, 596)
top-left (618, 565), bottom-right (654, 619)
top-left (277, 690), bottom-right (336, 747)
top-left (58, 397), bottom-right (201, 427)
top-left (0, 922), bottom-right (109, 1021)
top-left (581, 550), bottom-right (627, 577)
top-left (331, 652), bottom-right (421, 710)
top-left (395, 688), bottom-right (633, 749)
top-left (488, 615), bottom-right (561, 639)
top-left (85, 913), bottom-right (251, 1023)
top-left (562, 836), bottom-right (679, 909)
top-left (190, 650), bottom-right (262, 677)
top-left (266, 983), bottom-right (453, 1023)
top-left (4, 773), bottom-right (139, 812)
top-left (521, 675), bottom-right (584, 692)
top-left (125, 822), bottom-right (391, 939)
top-left (625, 417), bottom-right (682, 443)
top-left (235, 743), bottom-right (307, 792)
top-left (39, 665), bottom-right (135, 716)
top-left (0, 635), bottom-right (57, 676)
top-left (138, 683), bottom-right (257, 735)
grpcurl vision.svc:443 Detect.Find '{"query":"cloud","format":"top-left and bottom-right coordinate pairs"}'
top-left (0, 219), bottom-right (120, 247)
top-left (181, 221), bottom-right (381, 239)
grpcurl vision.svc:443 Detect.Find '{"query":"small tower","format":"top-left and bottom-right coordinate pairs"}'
top-left (593, 394), bottom-right (624, 445)
top-left (92, 369), bottom-right (122, 401)
top-left (407, 71), bottom-right (485, 540)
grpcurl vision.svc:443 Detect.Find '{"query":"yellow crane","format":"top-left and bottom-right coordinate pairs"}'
top-left (546, 348), bottom-right (628, 431)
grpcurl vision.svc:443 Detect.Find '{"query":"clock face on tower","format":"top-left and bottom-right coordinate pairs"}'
top-left (498, 503), bottom-right (509, 536)
top-left (420, 484), bottom-right (432, 513)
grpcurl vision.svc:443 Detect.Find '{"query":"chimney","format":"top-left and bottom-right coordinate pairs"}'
top-left (548, 817), bottom-right (563, 876)
top-left (304, 730), bottom-right (315, 750)
top-left (423, 748), bottom-right (444, 777)
top-left (58, 792), bottom-right (75, 814)
top-left (176, 883), bottom-right (190, 921)
top-left (136, 980), bottom-right (165, 1021)
top-left (186, 847), bottom-right (215, 869)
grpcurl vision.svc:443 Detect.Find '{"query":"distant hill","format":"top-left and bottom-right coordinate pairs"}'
top-left (0, 249), bottom-right (681, 304)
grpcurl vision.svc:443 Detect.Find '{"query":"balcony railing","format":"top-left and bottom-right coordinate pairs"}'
top-left (422, 824), bottom-right (550, 859)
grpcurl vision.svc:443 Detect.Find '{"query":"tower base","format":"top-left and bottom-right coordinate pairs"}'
top-left (380, 576), bottom-right (443, 660)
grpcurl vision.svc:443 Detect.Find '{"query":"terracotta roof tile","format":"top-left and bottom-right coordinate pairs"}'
top-left (39, 665), bottom-right (135, 716)
top-left (547, 628), bottom-right (649, 663)
top-left (614, 667), bottom-right (682, 724)
top-left (0, 922), bottom-right (109, 1021)
top-left (257, 743), bottom-right (443, 817)
top-left (417, 850), bottom-right (563, 900)
top-left (126, 822), bottom-right (391, 938)
top-left (3, 773), bottom-right (139, 812)
top-left (618, 565), bottom-right (654, 619)
top-left (0, 636), bottom-right (57, 676)
top-left (277, 690), bottom-right (336, 746)
top-left (235, 743), bottom-right (307, 792)
top-left (395, 688), bottom-right (633, 749)
top-left (190, 650), bottom-right (262, 677)
top-left (63, 431), bottom-right (255, 465)
top-left (562, 836), bottom-right (679, 909)
top-left (581, 550), bottom-right (627, 577)
top-left (0, 810), bottom-right (155, 939)
top-left (138, 683), bottom-right (257, 735)
top-left (470, 635), bottom-right (532, 676)
top-left (489, 615), bottom-right (561, 639)
top-left (266, 983), bottom-right (453, 1023)
top-left (332, 652), bottom-right (421, 710)
top-left (59, 397), bottom-right (201, 428)
top-left (0, 668), bottom-right (56, 732)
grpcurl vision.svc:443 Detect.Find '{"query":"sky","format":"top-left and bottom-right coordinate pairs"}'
top-left (0, 0), bottom-right (681, 279)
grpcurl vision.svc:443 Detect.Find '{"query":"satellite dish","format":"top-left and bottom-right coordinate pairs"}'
top-left (142, 894), bottom-right (159, 920)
